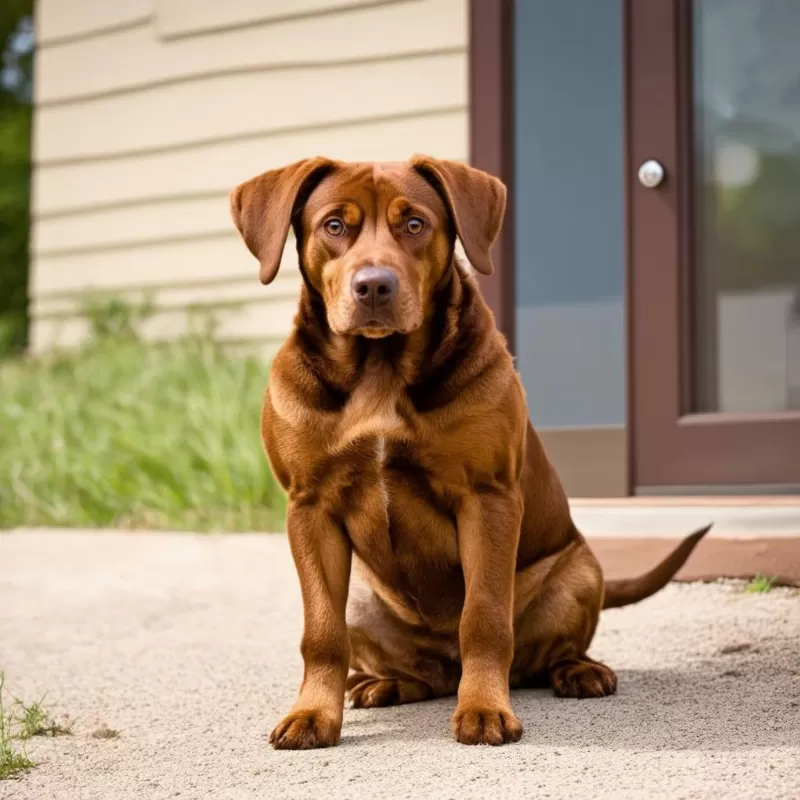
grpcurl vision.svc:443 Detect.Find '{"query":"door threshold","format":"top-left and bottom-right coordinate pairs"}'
top-left (569, 496), bottom-right (800, 538)
top-left (571, 497), bottom-right (800, 586)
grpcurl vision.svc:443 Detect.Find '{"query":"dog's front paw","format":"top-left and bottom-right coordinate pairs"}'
top-left (452, 706), bottom-right (523, 746)
top-left (269, 709), bottom-right (341, 750)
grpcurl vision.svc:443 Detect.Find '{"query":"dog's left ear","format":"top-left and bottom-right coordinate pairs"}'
top-left (410, 155), bottom-right (506, 275)
top-left (230, 157), bottom-right (333, 285)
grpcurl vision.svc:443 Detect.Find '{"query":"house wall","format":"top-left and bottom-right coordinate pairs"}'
top-left (30, 0), bottom-right (468, 354)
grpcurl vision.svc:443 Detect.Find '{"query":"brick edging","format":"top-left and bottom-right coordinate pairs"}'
top-left (589, 536), bottom-right (800, 587)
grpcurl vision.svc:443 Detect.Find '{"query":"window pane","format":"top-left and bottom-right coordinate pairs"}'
top-left (692, 0), bottom-right (800, 412)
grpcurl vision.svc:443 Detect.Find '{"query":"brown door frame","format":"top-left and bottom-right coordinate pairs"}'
top-left (469, 0), bottom-right (515, 352)
top-left (626, 0), bottom-right (800, 489)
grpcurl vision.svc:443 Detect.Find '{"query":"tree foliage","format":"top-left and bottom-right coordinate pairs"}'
top-left (0, 1), bottom-right (33, 355)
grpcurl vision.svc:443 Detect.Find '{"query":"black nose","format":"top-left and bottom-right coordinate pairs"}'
top-left (351, 266), bottom-right (398, 307)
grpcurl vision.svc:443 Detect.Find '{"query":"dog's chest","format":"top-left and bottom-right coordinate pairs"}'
top-left (306, 376), bottom-right (463, 608)
top-left (331, 376), bottom-right (408, 454)
top-left (341, 433), bottom-right (462, 610)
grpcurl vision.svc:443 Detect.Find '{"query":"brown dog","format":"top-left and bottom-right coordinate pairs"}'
top-left (230, 155), bottom-right (710, 749)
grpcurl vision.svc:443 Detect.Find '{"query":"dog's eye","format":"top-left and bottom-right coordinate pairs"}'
top-left (323, 217), bottom-right (346, 237)
top-left (405, 217), bottom-right (425, 235)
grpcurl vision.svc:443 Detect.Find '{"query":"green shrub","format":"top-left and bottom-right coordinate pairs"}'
top-left (0, 7), bottom-right (34, 357)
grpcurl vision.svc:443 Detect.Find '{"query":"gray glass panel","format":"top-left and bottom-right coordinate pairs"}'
top-left (692, 0), bottom-right (800, 413)
top-left (513, 0), bottom-right (625, 427)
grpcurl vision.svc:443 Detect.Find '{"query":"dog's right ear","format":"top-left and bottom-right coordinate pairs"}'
top-left (229, 157), bottom-right (333, 285)
top-left (410, 155), bottom-right (506, 276)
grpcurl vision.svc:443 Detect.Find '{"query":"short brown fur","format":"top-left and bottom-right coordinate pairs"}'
top-left (229, 155), bottom-right (710, 748)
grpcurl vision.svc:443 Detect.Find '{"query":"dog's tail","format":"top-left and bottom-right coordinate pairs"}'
top-left (601, 524), bottom-right (712, 610)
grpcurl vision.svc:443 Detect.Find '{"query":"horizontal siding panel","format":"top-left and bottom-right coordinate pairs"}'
top-left (36, 0), bottom-right (152, 45)
top-left (34, 51), bottom-right (467, 162)
top-left (32, 195), bottom-right (232, 255)
top-left (38, 0), bottom-right (464, 103)
top-left (30, 296), bottom-right (299, 354)
top-left (30, 236), bottom-right (291, 297)
top-left (156, 0), bottom-right (385, 38)
top-left (31, 272), bottom-right (302, 318)
top-left (33, 110), bottom-right (467, 216)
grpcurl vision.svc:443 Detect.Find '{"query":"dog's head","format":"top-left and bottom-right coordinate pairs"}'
top-left (229, 156), bottom-right (506, 338)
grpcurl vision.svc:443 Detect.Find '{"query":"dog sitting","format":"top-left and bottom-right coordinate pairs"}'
top-left (229, 155), bottom-right (709, 748)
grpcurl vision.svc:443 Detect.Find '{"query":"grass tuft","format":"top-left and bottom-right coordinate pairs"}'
top-left (0, 674), bottom-right (35, 781)
top-left (91, 725), bottom-right (120, 740)
top-left (744, 574), bottom-right (778, 594)
top-left (14, 695), bottom-right (74, 740)
top-left (0, 334), bottom-right (285, 531)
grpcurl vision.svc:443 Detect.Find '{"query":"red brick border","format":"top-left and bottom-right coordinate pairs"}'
top-left (591, 537), bottom-right (800, 587)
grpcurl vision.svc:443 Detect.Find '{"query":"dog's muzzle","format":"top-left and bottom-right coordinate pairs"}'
top-left (349, 266), bottom-right (401, 334)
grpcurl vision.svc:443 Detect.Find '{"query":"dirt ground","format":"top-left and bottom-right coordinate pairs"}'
top-left (1, 529), bottom-right (798, 800)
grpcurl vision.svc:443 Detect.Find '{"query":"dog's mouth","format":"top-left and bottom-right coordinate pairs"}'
top-left (327, 291), bottom-right (423, 338)
top-left (341, 306), bottom-right (412, 338)
top-left (350, 319), bottom-right (401, 339)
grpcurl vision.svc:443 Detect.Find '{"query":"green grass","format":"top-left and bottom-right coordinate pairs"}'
top-left (0, 674), bottom-right (35, 781)
top-left (14, 695), bottom-right (74, 740)
top-left (0, 335), bottom-right (286, 531)
top-left (744, 574), bottom-right (778, 594)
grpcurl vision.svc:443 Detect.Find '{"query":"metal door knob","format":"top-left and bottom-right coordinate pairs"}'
top-left (638, 159), bottom-right (665, 188)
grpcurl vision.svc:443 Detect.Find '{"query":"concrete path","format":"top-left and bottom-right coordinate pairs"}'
top-left (1, 530), bottom-right (798, 800)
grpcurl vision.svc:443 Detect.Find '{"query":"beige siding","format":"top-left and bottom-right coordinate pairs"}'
top-left (35, 52), bottom-right (465, 162)
top-left (38, 0), bottom-right (462, 103)
top-left (156, 0), bottom-right (387, 39)
top-left (30, 0), bottom-right (468, 354)
top-left (32, 236), bottom-right (299, 297)
top-left (36, 0), bottom-right (152, 45)
top-left (31, 293), bottom-right (303, 355)
top-left (33, 195), bottom-right (232, 255)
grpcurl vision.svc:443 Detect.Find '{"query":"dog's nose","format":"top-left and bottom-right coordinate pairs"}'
top-left (351, 267), bottom-right (398, 307)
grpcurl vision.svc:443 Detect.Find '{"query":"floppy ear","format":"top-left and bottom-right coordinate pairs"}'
top-left (410, 155), bottom-right (506, 275)
top-left (229, 157), bottom-right (333, 285)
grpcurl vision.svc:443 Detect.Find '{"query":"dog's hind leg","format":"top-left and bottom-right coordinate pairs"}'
top-left (510, 540), bottom-right (617, 698)
top-left (346, 671), bottom-right (433, 708)
top-left (346, 626), bottom-right (461, 708)
top-left (346, 586), bottom-right (460, 708)
top-left (346, 626), bottom-right (460, 708)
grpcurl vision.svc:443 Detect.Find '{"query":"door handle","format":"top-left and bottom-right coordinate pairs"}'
top-left (638, 159), bottom-right (666, 188)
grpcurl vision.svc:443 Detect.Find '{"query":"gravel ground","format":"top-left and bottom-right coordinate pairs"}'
top-left (1, 529), bottom-right (799, 800)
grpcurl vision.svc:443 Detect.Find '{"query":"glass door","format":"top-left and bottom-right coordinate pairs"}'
top-left (628, 0), bottom-right (800, 489)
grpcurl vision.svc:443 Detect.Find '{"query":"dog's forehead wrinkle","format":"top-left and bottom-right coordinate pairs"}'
top-left (374, 164), bottom-right (438, 205)
top-left (305, 165), bottom-right (374, 212)
top-left (305, 161), bottom-right (441, 221)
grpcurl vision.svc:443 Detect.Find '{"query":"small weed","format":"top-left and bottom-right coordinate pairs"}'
top-left (0, 673), bottom-right (35, 780)
top-left (744, 574), bottom-right (778, 594)
top-left (15, 696), bottom-right (74, 740)
top-left (91, 724), bottom-right (120, 740)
